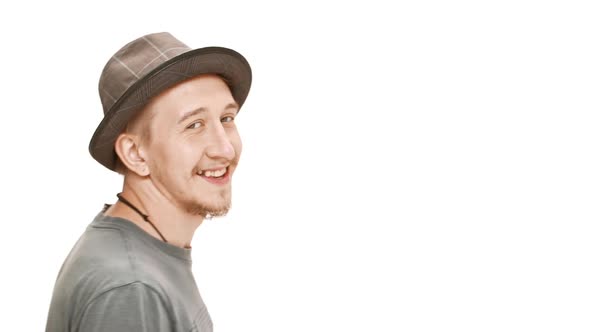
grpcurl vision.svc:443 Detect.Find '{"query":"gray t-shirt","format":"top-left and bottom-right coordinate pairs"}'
top-left (46, 211), bottom-right (213, 332)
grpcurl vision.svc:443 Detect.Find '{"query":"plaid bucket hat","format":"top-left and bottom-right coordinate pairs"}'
top-left (89, 32), bottom-right (252, 171)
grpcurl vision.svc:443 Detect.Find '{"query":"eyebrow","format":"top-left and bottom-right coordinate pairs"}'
top-left (177, 103), bottom-right (240, 125)
top-left (178, 107), bottom-right (206, 125)
top-left (225, 102), bottom-right (240, 111)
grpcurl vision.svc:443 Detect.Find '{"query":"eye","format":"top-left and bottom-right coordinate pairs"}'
top-left (221, 115), bottom-right (235, 123)
top-left (187, 121), bottom-right (203, 129)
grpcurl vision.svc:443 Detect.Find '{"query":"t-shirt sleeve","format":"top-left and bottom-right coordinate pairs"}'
top-left (78, 282), bottom-right (174, 332)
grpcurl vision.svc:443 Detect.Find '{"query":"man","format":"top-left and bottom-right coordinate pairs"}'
top-left (45, 32), bottom-right (252, 332)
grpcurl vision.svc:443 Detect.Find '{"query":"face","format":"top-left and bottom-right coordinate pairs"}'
top-left (139, 75), bottom-right (242, 217)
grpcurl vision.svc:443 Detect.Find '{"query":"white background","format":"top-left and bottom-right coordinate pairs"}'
top-left (0, 0), bottom-right (589, 331)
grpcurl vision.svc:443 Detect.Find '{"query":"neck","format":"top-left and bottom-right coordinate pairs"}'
top-left (104, 175), bottom-right (205, 248)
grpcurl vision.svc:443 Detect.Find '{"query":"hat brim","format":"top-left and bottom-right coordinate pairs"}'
top-left (89, 47), bottom-right (252, 171)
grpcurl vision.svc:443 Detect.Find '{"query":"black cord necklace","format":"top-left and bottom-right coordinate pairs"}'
top-left (116, 193), bottom-right (168, 243)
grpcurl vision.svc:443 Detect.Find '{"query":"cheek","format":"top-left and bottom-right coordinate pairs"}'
top-left (231, 131), bottom-right (243, 158)
top-left (148, 141), bottom-right (194, 172)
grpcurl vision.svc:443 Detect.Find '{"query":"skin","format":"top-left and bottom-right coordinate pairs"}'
top-left (104, 74), bottom-right (242, 248)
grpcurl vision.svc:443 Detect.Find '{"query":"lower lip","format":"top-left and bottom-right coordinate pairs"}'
top-left (199, 168), bottom-right (230, 185)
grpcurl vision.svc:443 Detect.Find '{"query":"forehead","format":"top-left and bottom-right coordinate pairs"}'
top-left (143, 74), bottom-right (237, 124)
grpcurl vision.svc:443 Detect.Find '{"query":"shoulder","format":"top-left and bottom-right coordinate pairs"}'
top-left (66, 221), bottom-right (139, 281)
top-left (56, 219), bottom-right (164, 306)
top-left (77, 282), bottom-right (175, 331)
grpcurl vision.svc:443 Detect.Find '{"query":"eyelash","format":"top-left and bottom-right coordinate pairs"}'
top-left (187, 121), bottom-right (203, 129)
top-left (221, 115), bottom-right (235, 123)
top-left (186, 116), bottom-right (235, 129)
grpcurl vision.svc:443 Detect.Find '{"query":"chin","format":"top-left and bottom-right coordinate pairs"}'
top-left (182, 196), bottom-right (232, 218)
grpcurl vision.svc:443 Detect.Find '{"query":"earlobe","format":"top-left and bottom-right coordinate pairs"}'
top-left (114, 134), bottom-right (150, 177)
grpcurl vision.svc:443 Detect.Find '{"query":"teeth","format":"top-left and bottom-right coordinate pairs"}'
top-left (200, 168), bottom-right (227, 178)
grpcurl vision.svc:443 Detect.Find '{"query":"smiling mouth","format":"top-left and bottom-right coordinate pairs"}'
top-left (197, 167), bottom-right (228, 178)
top-left (196, 166), bottom-right (230, 184)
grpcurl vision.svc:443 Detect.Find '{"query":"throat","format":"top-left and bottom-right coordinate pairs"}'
top-left (116, 193), bottom-right (168, 243)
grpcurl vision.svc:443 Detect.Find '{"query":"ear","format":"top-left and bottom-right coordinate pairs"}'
top-left (114, 133), bottom-right (150, 176)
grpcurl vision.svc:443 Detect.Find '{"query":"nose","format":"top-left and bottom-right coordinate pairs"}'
top-left (205, 123), bottom-right (236, 161)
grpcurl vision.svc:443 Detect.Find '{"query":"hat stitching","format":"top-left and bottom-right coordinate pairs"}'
top-left (113, 55), bottom-right (140, 79)
top-left (142, 36), bottom-right (171, 60)
top-left (101, 88), bottom-right (117, 103)
top-left (137, 47), bottom-right (190, 76)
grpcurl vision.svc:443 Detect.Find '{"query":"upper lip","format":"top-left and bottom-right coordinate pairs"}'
top-left (197, 165), bottom-right (229, 174)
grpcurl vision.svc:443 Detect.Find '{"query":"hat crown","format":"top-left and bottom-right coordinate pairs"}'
top-left (98, 32), bottom-right (191, 115)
